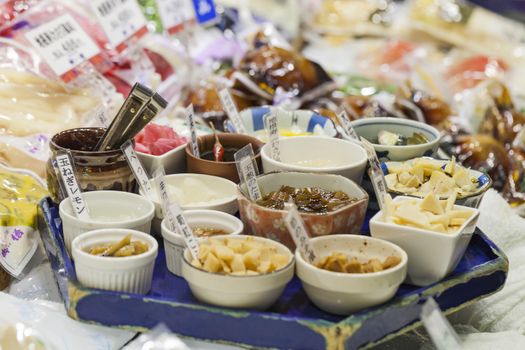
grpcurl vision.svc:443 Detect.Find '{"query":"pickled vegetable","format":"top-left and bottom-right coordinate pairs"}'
top-left (375, 130), bottom-right (429, 146)
top-left (256, 186), bottom-right (356, 213)
top-left (87, 234), bottom-right (149, 257)
top-left (315, 252), bottom-right (401, 273)
top-left (192, 227), bottom-right (229, 237)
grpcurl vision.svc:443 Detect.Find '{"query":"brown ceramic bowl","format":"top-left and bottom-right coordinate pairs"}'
top-left (238, 171), bottom-right (369, 250)
top-left (46, 127), bottom-right (135, 203)
top-left (186, 133), bottom-right (264, 183)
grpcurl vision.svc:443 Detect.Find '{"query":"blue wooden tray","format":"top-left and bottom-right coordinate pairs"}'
top-left (38, 197), bottom-right (508, 350)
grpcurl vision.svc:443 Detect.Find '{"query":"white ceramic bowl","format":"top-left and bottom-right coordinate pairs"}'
top-left (59, 191), bottom-right (155, 253)
top-left (295, 235), bottom-right (407, 315)
top-left (382, 157), bottom-right (493, 208)
top-left (261, 136), bottom-right (368, 184)
top-left (369, 196), bottom-right (480, 286)
top-left (348, 117), bottom-right (441, 161)
top-left (161, 210), bottom-right (243, 276)
top-left (142, 173), bottom-right (239, 234)
top-left (71, 229), bottom-right (158, 294)
top-left (181, 235), bottom-right (295, 309)
top-left (235, 107), bottom-right (337, 140)
top-left (137, 143), bottom-right (187, 175)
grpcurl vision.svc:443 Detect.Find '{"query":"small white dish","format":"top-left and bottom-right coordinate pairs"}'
top-left (348, 117), bottom-right (441, 161)
top-left (142, 173), bottom-right (239, 234)
top-left (295, 234), bottom-right (407, 315)
top-left (181, 235), bottom-right (295, 310)
top-left (261, 136), bottom-right (368, 184)
top-left (71, 228), bottom-right (158, 294)
top-left (161, 210), bottom-right (243, 276)
top-left (59, 191), bottom-right (155, 253)
top-left (369, 196), bottom-right (480, 286)
top-left (137, 143), bottom-right (187, 175)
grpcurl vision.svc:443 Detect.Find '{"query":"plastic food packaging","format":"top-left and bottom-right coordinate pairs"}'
top-left (0, 164), bottom-right (48, 282)
top-left (123, 323), bottom-right (190, 350)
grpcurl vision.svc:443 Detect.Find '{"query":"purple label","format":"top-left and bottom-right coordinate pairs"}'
top-left (11, 228), bottom-right (24, 241)
top-left (1, 247), bottom-right (9, 258)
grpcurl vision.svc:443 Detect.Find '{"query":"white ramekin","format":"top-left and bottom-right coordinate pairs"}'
top-left (59, 190), bottom-right (155, 254)
top-left (71, 229), bottom-right (158, 294)
top-left (161, 210), bottom-right (243, 276)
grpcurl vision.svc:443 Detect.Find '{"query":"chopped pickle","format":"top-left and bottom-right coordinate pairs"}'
top-left (86, 234), bottom-right (149, 257)
top-left (374, 130), bottom-right (429, 146)
top-left (315, 252), bottom-right (401, 273)
top-left (192, 227), bottom-right (229, 237)
top-left (256, 186), bottom-right (356, 213)
top-left (191, 237), bottom-right (290, 276)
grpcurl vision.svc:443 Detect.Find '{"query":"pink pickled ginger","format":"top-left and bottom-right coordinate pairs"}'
top-left (135, 123), bottom-right (187, 156)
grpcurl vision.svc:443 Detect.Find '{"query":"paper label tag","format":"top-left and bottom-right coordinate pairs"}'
top-left (168, 203), bottom-right (200, 260)
top-left (154, 169), bottom-right (199, 260)
top-left (185, 104), bottom-right (200, 158)
top-left (361, 137), bottom-right (388, 210)
top-left (90, 0), bottom-right (148, 49)
top-left (264, 113), bottom-right (281, 161)
top-left (336, 111), bottom-right (359, 140)
top-left (55, 152), bottom-right (90, 219)
top-left (0, 226), bottom-right (38, 277)
top-left (421, 298), bottom-right (463, 350)
top-left (156, 0), bottom-right (195, 34)
top-left (121, 141), bottom-right (155, 199)
top-left (239, 157), bottom-right (262, 201)
top-left (192, 0), bottom-right (217, 25)
top-left (25, 14), bottom-right (101, 78)
top-left (284, 204), bottom-right (317, 264)
top-left (219, 88), bottom-right (247, 134)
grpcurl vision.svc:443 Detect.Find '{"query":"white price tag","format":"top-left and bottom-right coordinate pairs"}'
top-left (168, 203), bottom-right (200, 260)
top-left (219, 88), bottom-right (247, 134)
top-left (284, 203), bottom-right (317, 264)
top-left (239, 157), bottom-right (262, 201)
top-left (55, 153), bottom-right (90, 219)
top-left (25, 14), bottom-right (101, 77)
top-left (264, 113), bottom-right (281, 161)
top-left (361, 137), bottom-right (389, 210)
top-left (336, 110), bottom-right (359, 140)
top-left (156, 0), bottom-right (195, 34)
top-left (421, 298), bottom-right (463, 350)
top-left (185, 104), bottom-right (200, 158)
top-left (91, 0), bottom-right (147, 49)
top-left (121, 141), bottom-right (155, 199)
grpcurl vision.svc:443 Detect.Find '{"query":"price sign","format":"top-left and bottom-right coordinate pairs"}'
top-left (219, 88), bottom-right (247, 134)
top-left (55, 152), bottom-right (90, 219)
top-left (361, 137), bottom-right (389, 210)
top-left (25, 14), bottom-right (101, 78)
top-left (336, 110), bottom-right (359, 140)
top-left (264, 113), bottom-right (281, 161)
top-left (154, 168), bottom-right (199, 260)
top-left (121, 141), bottom-right (155, 200)
top-left (185, 104), bottom-right (200, 158)
top-left (156, 0), bottom-right (195, 35)
top-left (192, 0), bottom-right (217, 25)
top-left (284, 203), bottom-right (317, 264)
top-left (239, 157), bottom-right (262, 201)
top-left (168, 203), bottom-right (200, 260)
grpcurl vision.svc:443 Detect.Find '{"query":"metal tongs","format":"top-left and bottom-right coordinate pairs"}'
top-left (95, 83), bottom-right (168, 151)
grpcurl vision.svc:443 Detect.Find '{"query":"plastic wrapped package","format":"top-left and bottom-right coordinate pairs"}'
top-left (0, 164), bottom-right (48, 282)
top-left (407, 0), bottom-right (525, 61)
top-left (123, 324), bottom-right (190, 350)
top-left (306, 0), bottom-right (401, 38)
top-left (234, 42), bottom-right (336, 106)
top-left (0, 38), bottom-right (105, 176)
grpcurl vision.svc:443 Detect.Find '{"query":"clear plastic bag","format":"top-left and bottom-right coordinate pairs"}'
top-left (123, 324), bottom-right (190, 350)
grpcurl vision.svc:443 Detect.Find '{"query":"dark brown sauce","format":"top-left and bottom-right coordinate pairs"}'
top-left (200, 147), bottom-right (239, 162)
